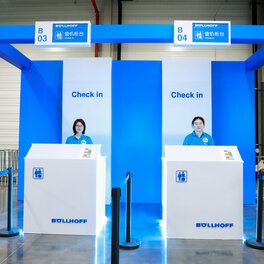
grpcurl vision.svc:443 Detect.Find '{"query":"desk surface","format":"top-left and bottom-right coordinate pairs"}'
top-left (164, 145), bottom-right (243, 162)
top-left (25, 144), bottom-right (101, 159)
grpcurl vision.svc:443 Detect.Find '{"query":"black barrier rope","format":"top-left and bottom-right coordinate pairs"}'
top-left (111, 172), bottom-right (140, 264)
top-left (245, 169), bottom-right (264, 249)
top-left (0, 167), bottom-right (20, 237)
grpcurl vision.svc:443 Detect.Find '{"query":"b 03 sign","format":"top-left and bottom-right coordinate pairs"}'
top-left (35, 21), bottom-right (91, 47)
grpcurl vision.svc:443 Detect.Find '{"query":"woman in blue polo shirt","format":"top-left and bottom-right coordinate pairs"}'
top-left (183, 116), bottom-right (214, 146)
top-left (66, 118), bottom-right (93, 144)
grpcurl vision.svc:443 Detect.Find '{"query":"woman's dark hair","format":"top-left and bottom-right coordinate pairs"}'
top-left (192, 116), bottom-right (205, 126)
top-left (72, 118), bottom-right (86, 135)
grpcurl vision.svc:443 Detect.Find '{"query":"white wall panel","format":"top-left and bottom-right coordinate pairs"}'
top-left (112, 0), bottom-right (251, 61)
top-left (0, 0), bottom-right (100, 25)
top-left (14, 45), bottom-right (94, 60)
top-left (0, 60), bottom-right (20, 149)
top-left (121, 44), bottom-right (252, 61)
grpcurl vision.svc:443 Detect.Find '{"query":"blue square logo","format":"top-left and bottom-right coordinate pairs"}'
top-left (176, 170), bottom-right (188, 183)
top-left (33, 167), bottom-right (44, 180)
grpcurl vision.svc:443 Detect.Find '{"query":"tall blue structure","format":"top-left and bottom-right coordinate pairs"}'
top-left (0, 24), bottom-right (263, 204)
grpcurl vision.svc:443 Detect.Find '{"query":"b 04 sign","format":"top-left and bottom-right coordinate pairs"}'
top-left (174, 20), bottom-right (231, 47)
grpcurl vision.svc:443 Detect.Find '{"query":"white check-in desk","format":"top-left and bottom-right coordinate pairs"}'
top-left (24, 144), bottom-right (106, 236)
top-left (162, 145), bottom-right (243, 239)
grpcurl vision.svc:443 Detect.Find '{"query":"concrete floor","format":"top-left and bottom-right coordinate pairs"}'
top-left (0, 186), bottom-right (264, 264)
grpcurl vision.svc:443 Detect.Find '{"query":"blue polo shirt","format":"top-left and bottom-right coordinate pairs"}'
top-left (65, 134), bottom-right (93, 144)
top-left (183, 131), bottom-right (214, 146)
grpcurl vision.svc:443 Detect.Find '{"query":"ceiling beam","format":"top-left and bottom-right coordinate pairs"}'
top-left (0, 44), bottom-right (31, 70)
top-left (0, 25), bottom-right (264, 44)
top-left (245, 46), bottom-right (264, 71)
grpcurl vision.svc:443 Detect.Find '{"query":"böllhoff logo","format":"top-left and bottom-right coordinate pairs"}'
top-left (196, 222), bottom-right (234, 228)
top-left (33, 167), bottom-right (44, 179)
top-left (176, 170), bottom-right (188, 183)
top-left (51, 218), bottom-right (88, 224)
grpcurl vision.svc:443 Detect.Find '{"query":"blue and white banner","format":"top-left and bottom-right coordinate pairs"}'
top-left (62, 58), bottom-right (112, 203)
top-left (174, 20), bottom-right (231, 47)
top-left (162, 58), bottom-right (212, 148)
top-left (35, 21), bottom-right (91, 47)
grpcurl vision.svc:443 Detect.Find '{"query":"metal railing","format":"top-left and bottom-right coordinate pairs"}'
top-left (0, 167), bottom-right (20, 237)
top-left (0, 149), bottom-right (18, 185)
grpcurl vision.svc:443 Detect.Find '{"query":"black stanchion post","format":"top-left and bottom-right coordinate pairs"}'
top-left (256, 171), bottom-right (263, 242)
top-left (245, 170), bottom-right (264, 249)
top-left (111, 187), bottom-right (121, 264)
top-left (0, 167), bottom-right (20, 237)
top-left (7, 167), bottom-right (14, 231)
top-left (126, 172), bottom-right (131, 243)
top-left (120, 172), bottom-right (140, 249)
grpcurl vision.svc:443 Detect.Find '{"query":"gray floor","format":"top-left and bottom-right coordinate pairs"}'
top-left (1, 186), bottom-right (264, 264)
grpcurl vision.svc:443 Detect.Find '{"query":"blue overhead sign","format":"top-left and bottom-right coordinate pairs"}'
top-left (35, 21), bottom-right (91, 47)
top-left (52, 23), bottom-right (88, 43)
top-left (174, 21), bottom-right (231, 47)
top-left (192, 22), bottom-right (229, 43)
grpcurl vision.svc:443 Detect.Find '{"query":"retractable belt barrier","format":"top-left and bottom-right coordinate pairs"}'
top-left (245, 159), bottom-right (264, 249)
top-left (111, 172), bottom-right (140, 264)
top-left (0, 167), bottom-right (20, 237)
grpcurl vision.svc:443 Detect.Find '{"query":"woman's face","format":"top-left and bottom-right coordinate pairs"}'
top-left (193, 119), bottom-right (204, 133)
top-left (75, 122), bottom-right (84, 134)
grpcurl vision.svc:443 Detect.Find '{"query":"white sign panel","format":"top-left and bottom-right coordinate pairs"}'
top-left (162, 58), bottom-right (212, 148)
top-left (62, 58), bottom-right (112, 204)
top-left (35, 21), bottom-right (91, 47)
top-left (174, 20), bottom-right (231, 46)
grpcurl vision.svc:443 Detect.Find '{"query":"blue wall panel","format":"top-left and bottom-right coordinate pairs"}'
top-left (212, 61), bottom-right (255, 204)
top-left (112, 61), bottom-right (162, 203)
top-left (18, 61), bottom-right (62, 200)
top-left (18, 60), bottom-right (255, 204)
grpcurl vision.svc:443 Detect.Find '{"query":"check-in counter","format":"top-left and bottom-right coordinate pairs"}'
top-left (162, 145), bottom-right (243, 239)
top-left (24, 144), bottom-right (106, 236)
